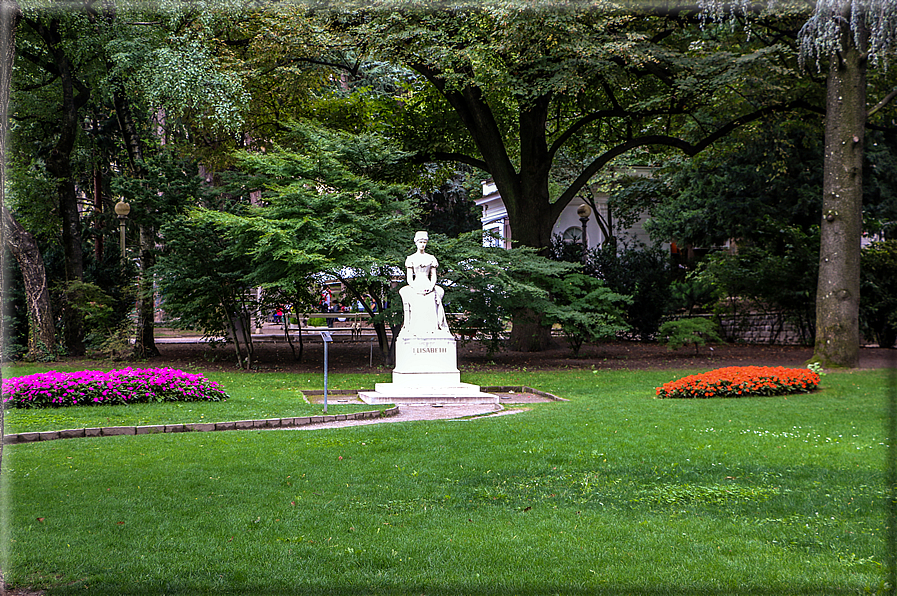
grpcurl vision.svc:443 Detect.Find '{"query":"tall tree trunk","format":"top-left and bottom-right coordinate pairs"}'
top-left (54, 159), bottom-right (85, 355)
top-left (112, 68), bottom-right (159, 358)
top-left (2, 4), bottom-right (57, 360)
top-left (100, 0), bottom-right (156, 357)
top-left (2, 206), bottom-right (56, 359)
top-left (410, 64), bottom-right (558, 351)
top-left (29, 15), bottom-right (89, 355)
top-left (813, 15), bottom-right (867, 368)
top-left (505, 197), bottom-right (555, 350)
top-left (505, 98), bottom-right (555, 351)
top-left (134, 224), bottom-right (160, 357)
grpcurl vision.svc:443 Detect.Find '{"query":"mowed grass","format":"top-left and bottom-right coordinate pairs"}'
top-left (0, 365), bottom-right (891, 595)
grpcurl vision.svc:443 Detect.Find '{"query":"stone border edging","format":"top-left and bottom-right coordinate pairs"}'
top-left (2, 386), bottom-right (564, 445)
top-left (2, 406), bottom-right (399, 445)
top-left (481, 386), bottom-right (568, 401)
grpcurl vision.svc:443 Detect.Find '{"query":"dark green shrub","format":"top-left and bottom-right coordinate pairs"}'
top-left (543, 272), bottom-right (630, 356)
top-left (860, 240), bottom-right (897, 348)
top-left (587, 242), bottom-right (675, 341)
top-left (695, 228), bottom-right (818, 345)
top-left (657, 318), bottom-right (724, 354)
top-left (668, 278), bottom-right (720, 315)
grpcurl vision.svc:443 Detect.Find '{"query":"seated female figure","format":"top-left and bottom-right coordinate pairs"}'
top-left (398, 231), bottom-right (450, 338)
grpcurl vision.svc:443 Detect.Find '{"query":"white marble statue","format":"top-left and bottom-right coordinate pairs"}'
top-left (358, 230), bottom-right (498, 405)
top-left (398, 231), bottom-right (451, 337)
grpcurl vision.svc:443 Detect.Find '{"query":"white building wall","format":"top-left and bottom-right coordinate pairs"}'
top-left (476, 176), bottom-right (658, 250)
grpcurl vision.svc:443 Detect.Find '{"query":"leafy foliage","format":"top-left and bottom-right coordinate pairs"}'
top-left (587, 242), bottom-right (676, 341)
top-left (541, 272), bottom-right (630, 356)
top-left (693, 229), bottom-right (818, 344)
top-left (859, 240), bottom-right (897, 347)
top-left (657, 318), bottom-right (724, 354)
top-left (155, 214), bottom-right (258, 368)
top-left (168, 121), bottom-right (417, 363)
top-left (863, 131), bottom-right (897, 240)
top-left (615, 118), bottom-right (897, 250)
top-left (635, 119), bottom-right (824, 250)
top-left (435, 231), bottom-right (578, 354)
top-left (409, 166), bottom-right (481, 238)
top-left (314, 2), bottom-right (807, 264)
top-left (668, 277), bottom-right (721, 315)
top-left (549, 235), bottom-right (677, 342)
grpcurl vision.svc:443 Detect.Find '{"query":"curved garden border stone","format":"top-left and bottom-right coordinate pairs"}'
top-left (2, 385), bottom-right (564, 445)
top-left (3, 406), bottom-right (400, 445)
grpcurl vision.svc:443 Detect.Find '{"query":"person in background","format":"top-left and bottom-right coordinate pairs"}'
top-left (321, 287), bottom-right (333, 327)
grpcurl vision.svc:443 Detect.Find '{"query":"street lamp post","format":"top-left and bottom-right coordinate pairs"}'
top-left (114, 200), bottom-right (130, 261)
top-left (576, 203), bottom-right (592, 263)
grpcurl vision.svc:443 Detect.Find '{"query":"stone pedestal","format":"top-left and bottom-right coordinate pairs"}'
top-left (359, 337), bottom-right (498, 405)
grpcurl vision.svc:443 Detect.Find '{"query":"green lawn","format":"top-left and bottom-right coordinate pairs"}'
top-left (1, 366), bottom-right (891, 595)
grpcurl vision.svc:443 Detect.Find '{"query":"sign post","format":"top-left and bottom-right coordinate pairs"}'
top-left (320, 331), bottom-right (333, 413)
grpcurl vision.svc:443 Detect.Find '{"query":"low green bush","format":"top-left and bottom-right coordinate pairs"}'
top-left (657, 318), bottom-right (724, 354)
top-left (307, 317), bottom-right (327, 327)
top-left (860, 239), bottom-right (897, 347)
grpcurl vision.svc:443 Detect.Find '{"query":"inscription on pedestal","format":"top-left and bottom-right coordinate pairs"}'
top-left (393, 337), bottom-right (458, 375)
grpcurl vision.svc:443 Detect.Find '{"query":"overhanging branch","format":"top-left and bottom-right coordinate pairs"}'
top-left (413, 151), bottom-right (487, 171)
top-left (551, 99), bottom-right (821, 220)
top-left (868, 87), bottom-right (897, 119)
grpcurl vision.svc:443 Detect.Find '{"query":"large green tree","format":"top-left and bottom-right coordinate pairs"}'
top-left (168, 121), bottom-right (418, 365)
top-left (803, 0), bottom-right (894, 367)
top-left (702, 0), bottom-right (897, 366)
top-left (305, 3), bottom-right (812, 349)
top-left (6, 0), bottom-right (250, 358)
top-left (1, 0), bottom-right (56, 361)
top-left (12, 7), bottom-right (98, 353)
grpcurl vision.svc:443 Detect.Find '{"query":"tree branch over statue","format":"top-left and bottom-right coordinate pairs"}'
top-left (309, 5), bottom-right (817, 350)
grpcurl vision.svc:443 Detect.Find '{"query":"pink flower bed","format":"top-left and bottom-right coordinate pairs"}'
top-left (2, 368), bottom-right (229, 409)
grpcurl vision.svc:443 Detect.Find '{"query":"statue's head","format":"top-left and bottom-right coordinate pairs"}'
top-left (414, 231), bottom-right (429, 247)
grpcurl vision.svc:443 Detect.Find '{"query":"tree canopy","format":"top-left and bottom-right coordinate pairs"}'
top-left (5, 0), bottom-right (897, 364)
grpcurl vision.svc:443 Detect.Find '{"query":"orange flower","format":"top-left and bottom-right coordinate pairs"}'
top-left (655, 366), bottom-right (820, 399)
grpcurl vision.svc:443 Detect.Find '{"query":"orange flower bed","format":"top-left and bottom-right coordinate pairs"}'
top-left (655, 366), bottom-right (820, 399)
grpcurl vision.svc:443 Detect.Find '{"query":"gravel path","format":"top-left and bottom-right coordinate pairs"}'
top-left (285, 403), bottom-right (525, 430)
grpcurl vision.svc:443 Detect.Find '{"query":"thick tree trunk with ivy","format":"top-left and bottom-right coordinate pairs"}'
top-left (813, 20), bottom-right (866, 369)
top-left (2, 1), bottom-right (54, 361)
top-left (2, 206), bottom-right (56, 359)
